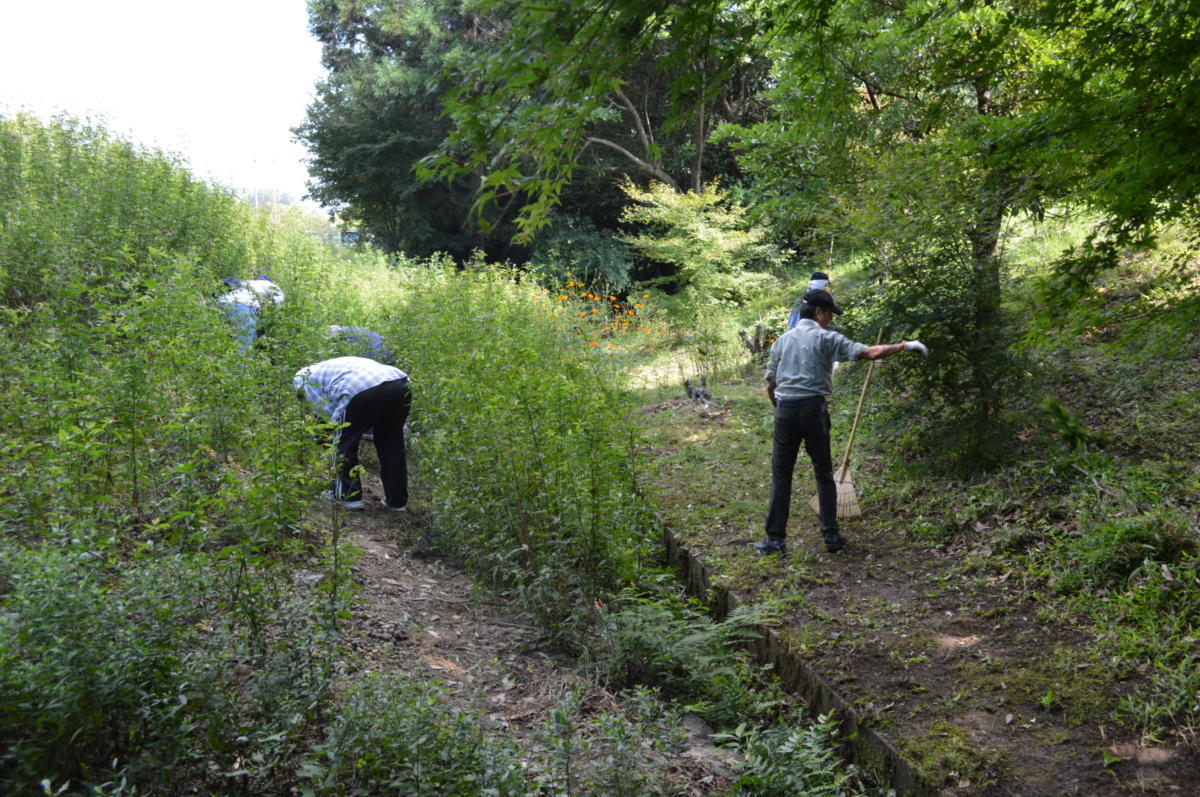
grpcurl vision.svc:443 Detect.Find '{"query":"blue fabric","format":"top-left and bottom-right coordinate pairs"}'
top-left (219, 299), bottom-right (258, 351)
top-left (328, 325), bottom-right (392, 363)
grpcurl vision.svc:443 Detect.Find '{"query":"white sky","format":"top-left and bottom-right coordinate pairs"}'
top-left (0, 0), bottom-right (326, 204)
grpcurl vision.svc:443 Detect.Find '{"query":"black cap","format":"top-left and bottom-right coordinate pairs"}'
top-left (803, 289), bottom-right (842, 315)
top-left (810, 271), bottom-right (829, 281)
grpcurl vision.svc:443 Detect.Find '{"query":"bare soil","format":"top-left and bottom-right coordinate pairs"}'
top-left (326, 474), bottom-right (738, 795)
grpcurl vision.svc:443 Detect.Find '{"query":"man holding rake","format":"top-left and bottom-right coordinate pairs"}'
top-left (757, 290), bottom-right (927, 555)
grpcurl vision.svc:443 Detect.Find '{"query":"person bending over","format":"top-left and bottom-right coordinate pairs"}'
top-left (294, 356), bottom-right (411, 512)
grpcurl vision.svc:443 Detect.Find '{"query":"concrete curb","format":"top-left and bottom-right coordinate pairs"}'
top-left (664, 529), bottom-right (936, 796)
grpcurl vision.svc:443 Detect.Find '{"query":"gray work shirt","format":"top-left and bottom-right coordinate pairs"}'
top-left (766, 319), bottom-right (867, 400)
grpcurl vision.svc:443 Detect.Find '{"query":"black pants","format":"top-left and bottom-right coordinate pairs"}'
top-left (335, 378), bottom-right (411, 506)
top-left (765, 397), bottom-right (837, 540)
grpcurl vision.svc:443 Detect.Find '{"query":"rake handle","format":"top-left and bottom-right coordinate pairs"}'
top-left (837, 328), bottom-right (884, 479)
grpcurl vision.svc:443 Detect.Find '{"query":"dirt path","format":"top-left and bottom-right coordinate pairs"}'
top-left (639, 394), bottom-right (1200, 795)
top-left (326, 490), bottom-right (737, 795)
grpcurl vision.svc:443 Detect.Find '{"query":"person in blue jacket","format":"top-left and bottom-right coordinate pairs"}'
top-left (787, 271), bottom-right (832, 330)
top-left (327, 325), bottom-right (394, 364)
top-left (216, 275), bottom-right (284, 350)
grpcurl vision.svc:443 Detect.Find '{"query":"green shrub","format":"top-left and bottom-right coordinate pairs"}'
top-left (0, 544), bottom-right (344, 794)
top-left (619, 180), bottom-right (781, 329)
top-left (717, 711), bottom-right (861, 796)
top-left (529, 212), bottom-right (633, 292)
top-left (530, 684), bottom-right (690, 797)
top-left (0, 114), bottom-right (355, 793)
top-left (587, 599), bottom-right (773, 726)
top-left (0, 113), bottom-right (252, 306)
top-left (382, 263), bottom-right (653, 640)
top-left (297, 675), bottom-right (526, 796)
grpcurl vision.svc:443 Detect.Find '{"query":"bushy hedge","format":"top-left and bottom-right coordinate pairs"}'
top-left (374, 262), bottom-right (654, 639)
top-left (0, 114), bottom-right (345, 792)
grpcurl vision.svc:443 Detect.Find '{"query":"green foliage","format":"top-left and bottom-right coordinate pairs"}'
top-left (0, 115), bottom-right (331, 547)
top-left (717, 711), bottom-right (862, 796)
top-left (0, 549), bottom-right (204, 789)
top-left (1025, 222), bottom-right (1200, 368)
top-left (0, 547), bottom-right (334, 794)
top-left (1109, 554), bottom-right (1200, 732)
top-left (298, 0), bottom-right (502, 257)
top-left (0, 114), bottom-right (351, 794)
top-left (425, 0), bottom-right (770, 239)
top-left (0, 114), bottom-right (251, 305)
top-left (588, 599), bottom-right (775, 726)
top-left (297, 674), bottom-right (526, 796)
top-left (714, 0), bottom-right (1049, 465)
top-left (620, 180), bottom-right (779, 329)
top-left (1040, 396), bottom-right (1094, 453)
top-left (299, 673), bottom-right (715, 796)
top-left (379, 263), bottom-right (652, 641)
top-left (531, 685), bottom-right (684, 797)
top-left (830, 242), bottom-right (1023, 470)
top-left (1000, 1), bottom-right (1200, 301)
top-left (1052, 513), bottom-right (1196, 595)
top-left (0, 112), bottom-right (861, 796)
top-left (528, 212), bottom-right (632, 292)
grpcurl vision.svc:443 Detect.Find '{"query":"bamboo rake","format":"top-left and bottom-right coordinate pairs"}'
top-left (810, 328), bottom-right (883, 519)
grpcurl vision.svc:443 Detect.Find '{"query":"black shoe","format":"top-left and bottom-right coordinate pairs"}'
top-left (754, 537), bottom-right (787, 555)
top-left (824, 533), bottom-right (846, 553)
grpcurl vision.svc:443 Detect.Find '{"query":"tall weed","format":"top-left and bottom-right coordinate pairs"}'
top-left (0, 114), bottom-right (350, 792)
top-left (0, 547), bottom-right (333, 793)
top-left (382, 264), bottom-right (653, 639)
top-left (297, 675), bottom-right (526, 796)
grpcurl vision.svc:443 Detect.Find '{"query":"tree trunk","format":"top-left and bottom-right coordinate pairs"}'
top-left (964, 183), bottom-right (1007, 422)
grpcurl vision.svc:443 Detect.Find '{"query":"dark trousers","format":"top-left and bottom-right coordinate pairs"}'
top-left (335, 378), bottom-right (411, 506)
top-left (765, 398), bottom-right (838, 540)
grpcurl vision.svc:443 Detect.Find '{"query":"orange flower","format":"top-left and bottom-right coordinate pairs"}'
top-left (589, 341), bottom-right (599, 347)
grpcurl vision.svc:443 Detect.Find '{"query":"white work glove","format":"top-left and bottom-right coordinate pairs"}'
top-left (903, 340), bottom-right (928, 355)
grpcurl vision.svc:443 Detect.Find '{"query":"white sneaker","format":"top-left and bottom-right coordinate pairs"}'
top-left (379, 499), bottom-right (406, 512)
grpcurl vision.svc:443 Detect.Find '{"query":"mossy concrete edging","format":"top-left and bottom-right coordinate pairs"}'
top-left (664, 528), bottom-right (936, 796)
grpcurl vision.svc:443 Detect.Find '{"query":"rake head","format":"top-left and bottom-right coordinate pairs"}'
top-left (810, 467), bottom-right (862, 519)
